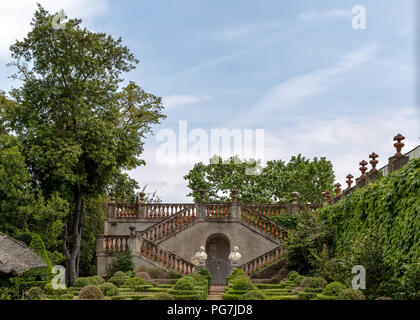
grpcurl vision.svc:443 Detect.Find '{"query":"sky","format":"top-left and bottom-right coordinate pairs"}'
top-left (0, 0), bottom-right (418, 202)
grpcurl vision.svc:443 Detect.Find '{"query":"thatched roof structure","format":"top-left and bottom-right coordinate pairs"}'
top-left (0, 233), bottom-right (47, 275)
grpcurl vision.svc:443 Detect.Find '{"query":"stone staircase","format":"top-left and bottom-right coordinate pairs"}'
top-left (207, 285), bottom-right (225, 300)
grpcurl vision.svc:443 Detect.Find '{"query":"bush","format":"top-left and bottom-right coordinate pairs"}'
top-left (231, 277), bottom-right (255, 291)
top-left (154, 292), bottom-right (175, 300)
top-left (300, 277), bottom-right (328, 289)
top-left (232, 268), bottom-right (246, 277)
top-left (59, 294), bottom-right (74, 300)
top-left (0, 287), bottom-right (13, 300)
top-left (44, 283), bottom-right (68, 295)
top-left (136, 272), bottom-right (151, 282)
top-left (108, 250), bottom-right (135, 276)
top-left (322, 282), bottom-right (347, 297)
top-left (338, 288), bottom-right (365, 300)
top-left (123, 277), bottom-right (147, 292)
top-left (108, 271), bottom-right (129, 287)
top-left (90, 275), bottom-right (105, 285)
top-left (314, 294), bottom-right (338, 300)
top-left (99, 282), bottom-right (119, 296)
top-left (241, 290), bottom-right (265, 300)
top-left (24, 287), bottom-right (46, 300)
top-left (174, 277), bottom-right (196, 291)
top-left (198, 268), bottom-right (212, 288)
top-left (78, 285), bottom-right (104, 300)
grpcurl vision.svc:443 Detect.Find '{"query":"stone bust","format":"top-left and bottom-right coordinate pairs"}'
top-left (194, 245), bottom-right (207, 266)
top-left (228, 246), bottom-right (241, 264)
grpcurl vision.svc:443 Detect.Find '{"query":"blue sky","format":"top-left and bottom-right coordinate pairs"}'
top-left (0, 0), bottom-right (418, 201)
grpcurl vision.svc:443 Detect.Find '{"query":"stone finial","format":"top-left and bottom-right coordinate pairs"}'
top-left (369, 152), bottom-right (379, 173)
top-left (393, 133), bottom-right (405, 157)
top-left (129, 226), bottom-right (136, 236)
top-left (322, 190), bottom-right (331, 202)
top-left (109, 194), bottom-right (115, 203)
top-left (334, 183), bottom-right (341, 197)
top-left (359, 160), bottom-right (368, 178)
top-left (230, 189), bottom-right (238, 203)
top-left (346, 174), bottom-right (354, 189)
top-left (291, 191), bottom-right (299, 204)
top-left (139, 191), bottom-right (146, 204)
top-left (199, 189), bottom-right (206, 203)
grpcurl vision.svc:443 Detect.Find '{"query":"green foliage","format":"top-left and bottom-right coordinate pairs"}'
top-left (322, 282), bottom-right (347, 297)
top-left (107, 271), bottom-right (129, 287)
top-left (231, 277), bottom-right (255, 291)
top-left (43, 283), bottom-right (68, 295)
top-left (184, 154), bottom-right (334, 203)
top-left (338, 288), bottom-right (366, 300)
top-left (108, 250), bottom-right (135, 276)
top-left (241, 290), bottom-right (266, 300)
top-left (319, 159), bottom-right (420, 299)
top-left (99, 282), bottom-right (119, 296)
top-left (123, 277), bottom-right (147, 292)
top-left (174, 277), bottom-right (196, 291)
top-left (154, 292), bottom-right (175, 300)
top-left (73, 276), bottom-right (105, 287)
top-left (314, 294), bottom-right (338, 300)
top-left (300, 277), bottom-right (328, 289)
top-left (270, 212), bottom-right (301, 230)
top-left (78, 285), bottom-right (104, 300)
top-left (23, 287), bottom-right (46, 300)
top-left (284, 211), bottom-right (333, 275)
top-left (0, 287), bottom-right (13, 300)
top-left (198, 268), bottom-right (212, 289)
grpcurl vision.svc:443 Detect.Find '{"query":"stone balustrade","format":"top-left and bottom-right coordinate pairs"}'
top-left (206, 203), bottom-right (231, 218)
top-left (101, 235), bottom-right (130, 253)
top-left (240, 246), bottom-right (283, 276)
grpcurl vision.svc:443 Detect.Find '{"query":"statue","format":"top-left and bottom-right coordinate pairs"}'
top-left (194, 245), bottom-right (207, 267)
top-left (228, 246), bottom-right (241, 267)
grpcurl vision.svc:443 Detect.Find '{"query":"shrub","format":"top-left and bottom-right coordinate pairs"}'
top-left (108, 271), bottom-right (129, 287)
top-left (300, 277), bottom-right (328, 289)
top-left (154, 292), bottom-right (175, 300)
top-left (59, 294), bottom-right (74, 300)
top-left (136, 272), bottom-right (151, 282)
top-left (44, 283), bottom-right (68, 295)
top-left (108, 250), bottom-right (135, 276)
top-left (174, 277), bottom-right (196, 291)
top-left (322, 282), bottom-right (347, 297)
top-left (231, 277), bottom-right (255, 291)
top-left (198, 268), bottom-right (212, 288)
top-left (123, 277), bottom-right (147, 292)
top-left (90, 275), bottom-right (105, 285)
top-left (78, 285), bottom-right (104, 300)
top-left (0, 287), bottom-right (13, 300)
top-left (99, 282), bottom-right (119, 296)
top-left (287, 271), bottom-right (299, 281)
top-left (314, 294), bottom-right (338, 300)
top-left (241, 290), bottom-right (265, 300)
top-left (73, 277), bottom-right (90, 288)
top-left (232, 268), bottom-right (246, 277)
top-left (338, 288), bottom-right (365, 300)
top-left (24, 287), bottom-right (46, 300)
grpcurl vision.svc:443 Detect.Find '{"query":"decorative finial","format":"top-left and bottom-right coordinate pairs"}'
top-left (393, 133), bottom-right (405, 157)
top-left (346, 174), bottom-right (354, 189)
top-left (139, 191), bottom-right (145, 204)
top-left (359, 160), bottom-right (368, 178)
top-left (199, 190), bottom-right (206, 203)
top-left (334, 183), bottom-right (341, 197)
top-left (291, 191), bottom-right (299, 204)
top-left (369, 152), bottom-right (379, 173)
top-left (230, 189), bottom-right (238, 203)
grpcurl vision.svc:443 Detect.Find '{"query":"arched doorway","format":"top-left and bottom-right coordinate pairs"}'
top-left (205, 233), bottom-right (231, 285)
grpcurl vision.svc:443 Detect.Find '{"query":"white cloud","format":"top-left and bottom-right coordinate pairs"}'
top-left (221, 22), bottom-right (281, 39)
top-left (0, 0), bottom-right (109, 61)
top-left (163, 94), bottom-right (211, 109)
top-left (225, 42), bottom-right (380, 128)
top-left (298, 8), bottom-right (352, 21)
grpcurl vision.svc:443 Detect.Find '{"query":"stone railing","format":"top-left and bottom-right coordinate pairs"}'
top-left (100, 235), bottom-right (130, 253)
top-left (206, 203), bottom-right (231, 218)
top-left (109, 203), bottom-right (194, 219)
top-left (139, 238), bottom-right (195, 274)
top-left (328, 134), bottom-right (420, 204)
top-left (240, 246), bottom-right (284, 276)
top-left (240, 204), bottom-right (288, 241)
top-left (139, 205), bottom-right (196, 242)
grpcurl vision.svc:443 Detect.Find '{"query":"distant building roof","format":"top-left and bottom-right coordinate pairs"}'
top-left (0, 233), bottom-right (47, 275)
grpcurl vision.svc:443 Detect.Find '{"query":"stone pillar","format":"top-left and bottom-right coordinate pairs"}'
top-left (197, 190), bottom-right (207, 219)
top-left (96, 237), bottom-right (107, 277)
top-left (230, 189), bottom-right (240, 220)
top-left (139, 191), bottom-right (147, 218)
top-left (388, 133), bottom-right (409, 173)
top-left (108, 195), bottom-right (116, 219)
top-left (290, 191), bottom-right (299, 213)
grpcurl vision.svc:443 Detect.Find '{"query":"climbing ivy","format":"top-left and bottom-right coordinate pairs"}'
top-left (319, 158), bottom-right (420, 282)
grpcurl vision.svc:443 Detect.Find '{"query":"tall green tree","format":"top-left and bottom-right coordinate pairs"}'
top-left (184, 154), bottom-right (334, 204)
top-left (2, 6), bottom-right (165, 285)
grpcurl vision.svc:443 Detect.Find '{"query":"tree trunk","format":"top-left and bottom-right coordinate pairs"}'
top-left (63, 184), bottom-right (84, 286)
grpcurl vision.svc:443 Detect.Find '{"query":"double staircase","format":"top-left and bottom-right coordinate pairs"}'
top-left (98, 201), bottom-right (320, 276)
